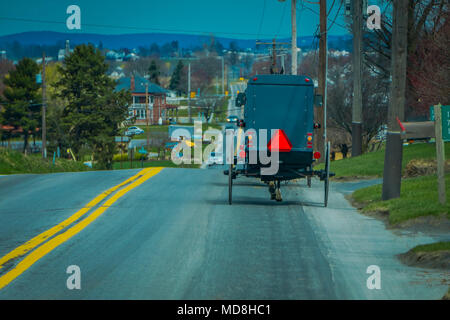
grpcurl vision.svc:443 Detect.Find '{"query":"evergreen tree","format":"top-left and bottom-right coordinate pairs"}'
top-left (169, 60), bottom-right (184, 94)
top-left (148, 60), bottom-right (160, 85)
top-left (149, 43), bottom-right (160, 57)
top-left (57, 44), bottom-right (130, 169)
top-left (2, 57), bottom-right (41, 152)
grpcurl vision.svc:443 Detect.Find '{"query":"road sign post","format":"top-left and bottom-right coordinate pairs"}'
top-left (431, 105), bottom-right (450, 141)
top-left (434, 104), bottom-right (446, 205)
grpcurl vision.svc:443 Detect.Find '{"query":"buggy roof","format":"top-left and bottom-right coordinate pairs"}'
top-left (247, 74), bottom-right (314, 86)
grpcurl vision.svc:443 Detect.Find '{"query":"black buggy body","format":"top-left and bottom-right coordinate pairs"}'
top-left (226, 74), bottom-right (333, 206)
top-left (244, 74), bottom-right (315, 177)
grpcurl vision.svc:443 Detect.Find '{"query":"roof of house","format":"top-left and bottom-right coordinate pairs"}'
top-left (116, 76), bottom-right (168, 95)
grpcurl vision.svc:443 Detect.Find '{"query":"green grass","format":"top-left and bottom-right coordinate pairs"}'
top-left (410, 241), bottom-right (450, 253)
top-left (318, 142), bottom-right (450, 178)
top-left (0, 148), bottom-right (90, 174)
top-left (131, 125), bottom-right (169, 139)
top-left (176, 108), bottom-right (189, 117)
top-left (130, 123), bottom-right (222, 140)
top-left (352, 173), bottom-right (450, 224)
top-left (112, 159), bottom-right (199, 170)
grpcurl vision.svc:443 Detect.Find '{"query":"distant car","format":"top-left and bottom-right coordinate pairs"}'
top-left (206, 152), bottom-right (223, 166)
top-left (125, 126), bottom-right (144, 136)
top-left (226, 115), bottom-right (239, 123)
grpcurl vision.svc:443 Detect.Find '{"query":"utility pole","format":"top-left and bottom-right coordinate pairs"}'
top-left (382, 0), bottom-right (408, 200)
top-left (188, 63), bottom-right (192, 123)
top-left (352, 0), bottom-right (363, 157)
top-left (272, 39), bottom-right (278, 73)
top-left (221, 56), bottom-right (225, 95)
top-left (255, 39), bottom-right (290, 74)
top-left (145, 82), bottom-right (150, 149)
top-left (291, 0), bottom-right (297, 75)
top-left (314, 0), bottom-right (327, 161)
top-left (41, 52), bottom-right (47, 159)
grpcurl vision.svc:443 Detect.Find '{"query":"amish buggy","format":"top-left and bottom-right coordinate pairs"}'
top-left (224, 74), bottom-right (334, 206)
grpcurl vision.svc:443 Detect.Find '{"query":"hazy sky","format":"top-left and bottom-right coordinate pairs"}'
top-left (0, 0), bottom-right (349, 38)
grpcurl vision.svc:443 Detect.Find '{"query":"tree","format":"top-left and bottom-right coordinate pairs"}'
top-left (227, 41), bottom-right (240, 67)
top-left (123, 57), bottom-right (153, 77)
top-left (191, 55), bottom-right (221, 94)
top-left (196, 97), bottom-right (220, 122)
top-left (57, 44), bottom-right (130, 169)
top-left (251, 58), bottom-right (271, 75)
top-left (362, 0), bottom-right (448, 116)
top-left (44, 62), bottom-right (70, 154)
top-left (2, 57), bottom-right (41, 152)
top-left (241, 54), bottom-right (254, 78)
top-left (326, 53), bottom-right (388, 151)
top-left (408, 7), bottom-right (450, 114)
top-left (148, 60), bottom-right (160, 85)
top-left (149, 43), bottom-right (160, 57)
top-left (0, 59), bottom-right (15, 99)
top-left (169, 60), bottom-right (184, 94)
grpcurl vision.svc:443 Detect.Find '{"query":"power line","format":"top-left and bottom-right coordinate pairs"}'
top-left (257, 0), bottom-right (267, 40)
top-left (274, 0), bottom-right (288, 39)
top-left (301, 3), bottom-right (347, 30)
top-left (327, 0), bottom-right (336, 17)
top-left (327, 0), bottom-right (344, 32)
top-left (0, 16), bottom-right (290, 39)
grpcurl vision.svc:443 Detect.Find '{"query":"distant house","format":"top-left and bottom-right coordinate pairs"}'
top-left (123, 53), bottom-right (139, 61)
top-left (116, 75), bottom-right (178, 125)
top-left (106, 50), bottom-right (125, 61)
top-left (110, 67), bottom-right (125, 79)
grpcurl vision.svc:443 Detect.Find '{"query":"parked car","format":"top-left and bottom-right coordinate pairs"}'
top-left (125, 126), bottom-right (144, 136)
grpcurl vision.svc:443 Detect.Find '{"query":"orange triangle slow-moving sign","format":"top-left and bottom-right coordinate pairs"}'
top-left (267, 129), bottom-right (292, 152)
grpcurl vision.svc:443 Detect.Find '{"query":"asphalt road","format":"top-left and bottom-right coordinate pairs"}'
top-left (0, 167), bottom-right (448, 299)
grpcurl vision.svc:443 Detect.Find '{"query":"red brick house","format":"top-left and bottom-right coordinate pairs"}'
top-left (116, 75), bottom-right (178, 125)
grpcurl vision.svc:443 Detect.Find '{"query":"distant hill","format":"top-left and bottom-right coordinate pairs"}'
top-left (0, 31), bottom-right (352, 52)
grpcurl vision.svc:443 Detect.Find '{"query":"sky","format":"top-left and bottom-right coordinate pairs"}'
top-left (0, 0), bottom-right (349, 39)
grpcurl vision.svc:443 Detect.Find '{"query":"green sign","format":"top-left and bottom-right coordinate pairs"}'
top-left (430, 105), bottom-right (450, 142)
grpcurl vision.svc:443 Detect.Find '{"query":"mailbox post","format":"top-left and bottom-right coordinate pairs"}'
top-left (399, 104), bottom-right (447, 205)
top-left (434, 104), bottom-right (446, 205)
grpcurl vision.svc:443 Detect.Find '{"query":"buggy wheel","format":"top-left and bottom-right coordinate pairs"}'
top-left (324, 141), bottom-right (331, 207)
top-left (228, 163), bottom-right (233, 205)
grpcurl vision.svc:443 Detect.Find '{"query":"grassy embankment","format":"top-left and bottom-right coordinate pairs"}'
top-left (410, 241), bottom-right (450, 253)
top-left (320, 142), bottom-right (450, 225)
top-left (318, 142), bottom-right (450, 178)
top-left (0, 148), bottom-right (89, 174)
top-left (398, 241), bottom-right (450, 296)
top-left (332, 142), bottom-right (450, 299)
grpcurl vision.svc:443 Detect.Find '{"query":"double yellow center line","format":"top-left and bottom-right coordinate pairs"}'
top-left (0, 167), bottom-right (163, 290)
